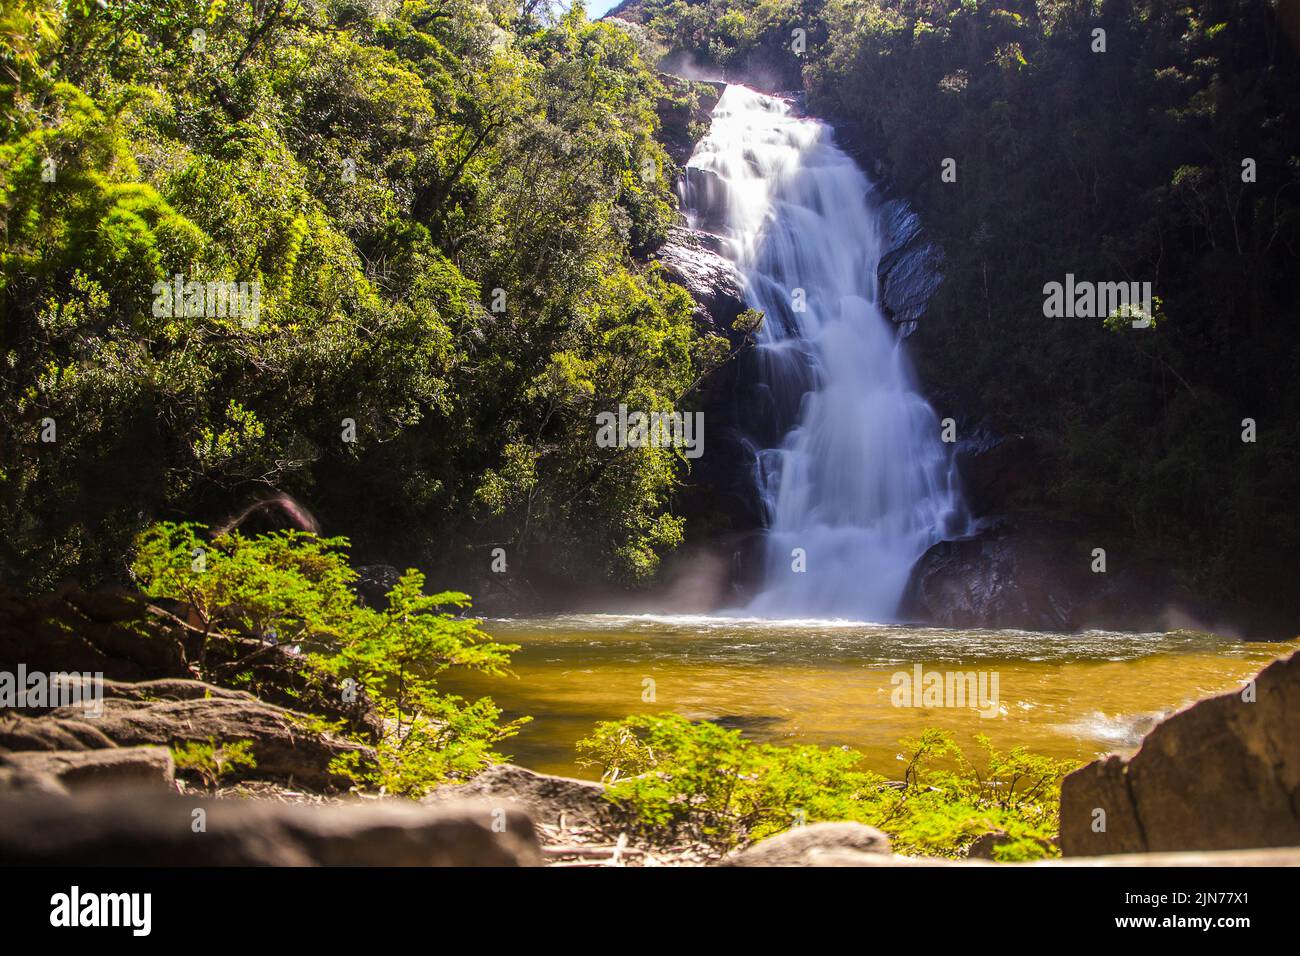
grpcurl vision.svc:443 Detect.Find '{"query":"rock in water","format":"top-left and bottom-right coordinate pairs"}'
top-left (1060, 649), bottom-right (1300, 855)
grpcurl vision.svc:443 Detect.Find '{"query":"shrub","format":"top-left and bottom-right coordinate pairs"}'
top-left (133, 521), bottom-right (526, 796)
top-left (576, 715), bottom-right (1075, 859)
top-left (171, 738), bottom-right (258, 789)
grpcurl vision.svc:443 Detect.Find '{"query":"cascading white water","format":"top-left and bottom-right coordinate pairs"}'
top-left (682, 85), bottom-right (966, 621)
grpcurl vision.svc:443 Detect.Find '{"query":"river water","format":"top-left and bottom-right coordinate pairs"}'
top-left (440, 616), bottom-right (1294, 778)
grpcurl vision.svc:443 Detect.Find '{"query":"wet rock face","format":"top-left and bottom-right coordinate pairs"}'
top-left (900, 516), bottom-right (1196, 632)
top-left (952, 427), bottom-right (1041, 516)
top-left (875, 198), bottom-right (944, 337)
top-left (651, 226), bottom-right (747, 333)
top-left (1060, 649), bottom-right (1300, 856)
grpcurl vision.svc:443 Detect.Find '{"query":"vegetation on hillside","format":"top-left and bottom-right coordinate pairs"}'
top-left (2, 0), bottom-right (726, 595)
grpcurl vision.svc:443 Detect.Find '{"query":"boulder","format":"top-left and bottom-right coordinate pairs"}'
top-left (964, 829), bottom-right (1056, 860)
top-left (0, 765), bottom-right (66, 795)
top-left (720, 822), bottom-right (892, 866)
top-left (426, 763), bottom-right (617, 831)
top-left (1060, 649), bottom-right (1300, 855)
top-left (353, 564), bottom-right (402, 609)
top-left (0, 746), bottom-right (174, 793)
top-left (651, 226), bottom-right (747, 332)
top-left (0, 681), bottom-right (372, 790)
top-left (0, 584), bottom-right (190, 682)
top-left (0, 791), bottom-right (540, 866)
top-left (901, 515), bottom-right (1198, 632)
top-left (964, 830), bottom-right (1011, 859)
top-left (901, 517), bottom-right (1090, 630)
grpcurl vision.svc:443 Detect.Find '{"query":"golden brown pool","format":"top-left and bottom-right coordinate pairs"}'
top-left (438, 614), bottom-right (1296, 779)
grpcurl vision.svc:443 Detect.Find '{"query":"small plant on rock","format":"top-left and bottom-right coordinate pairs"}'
top-left (171, 738), bottom-right (258, 789)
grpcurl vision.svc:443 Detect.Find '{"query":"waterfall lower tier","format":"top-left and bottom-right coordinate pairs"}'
top-left (681, 84), bottom-right (966, 621)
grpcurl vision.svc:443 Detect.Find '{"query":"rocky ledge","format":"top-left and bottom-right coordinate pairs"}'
top-left (651, 225), bottom-right (747, 333)
top-left (1060, 648), bottom-right (1300, 856)
top-left (0, 790), bottom-right (540, 866)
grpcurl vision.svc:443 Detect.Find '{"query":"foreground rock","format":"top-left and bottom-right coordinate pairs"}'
top-left (720, 823), bottom-right (892, 866)
top-left (0, 791), bottom-right (540, 865)
top-left (0, 679), bottom-right (371, 790)
top-left (1060, 649), bottom-right (1300, 855)
top-left (720, 847), bottom-right (1300, 867)
top-left (427, 763), bottom-right (618, 831)
top-left (0, 747), bottom-right (174, 795)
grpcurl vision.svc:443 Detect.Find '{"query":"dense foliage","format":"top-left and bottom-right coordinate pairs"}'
top-left (7, 0), bottom-right (1298, 617)
top-left (615, 0), bottom-right (1300, 622)
top-left (2, 0), bottom-right (725, 594)
top-left (133, 521), bottom-right (525, 794)
top-left (577, 713), bottom-right (1073, 859)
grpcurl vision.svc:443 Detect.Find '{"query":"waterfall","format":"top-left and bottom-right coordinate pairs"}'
top-left (681, 85), bottom-right (966, 621)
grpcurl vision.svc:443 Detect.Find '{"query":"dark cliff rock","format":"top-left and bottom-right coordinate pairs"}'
top-left (1060, 649), bottom-right (1300, 856)
top-left (875, 198), bottom-right (944, 337)
top-left (901, 516), bottom-right (1203, 632)
top-left (651, 226), bottom-right (746, 332)
top-left (952, 426), bottom-right (1041, 516)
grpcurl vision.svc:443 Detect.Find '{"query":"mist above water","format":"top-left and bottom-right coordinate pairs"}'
top-left (681, 85), bottom-right (966, 620)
